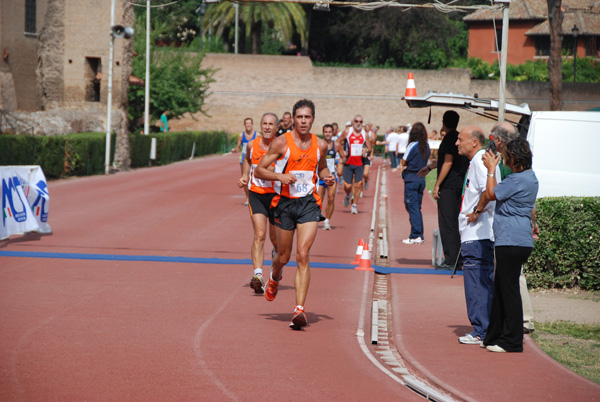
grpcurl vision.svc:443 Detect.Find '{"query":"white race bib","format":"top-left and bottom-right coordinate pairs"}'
top-left (326, 158), bottom-right (335, 174)
top-left (350, 143), bottom-right (363, 157)
top-left (289, 170), bottom-right (314, 197)
top-left (250, 165), bottom-right (272, 189)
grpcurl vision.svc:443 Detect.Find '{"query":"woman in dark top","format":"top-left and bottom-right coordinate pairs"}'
top-left (481, 138), bottom-right (539, 352)
top-left (400, 122), bottom-right (431, 244)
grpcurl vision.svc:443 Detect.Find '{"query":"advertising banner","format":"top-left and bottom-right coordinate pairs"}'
top-left (1, 166), bottom-right (51, 240)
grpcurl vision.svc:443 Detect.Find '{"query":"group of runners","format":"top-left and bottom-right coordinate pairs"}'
top-left (233, 100), bottom-right (376, 330)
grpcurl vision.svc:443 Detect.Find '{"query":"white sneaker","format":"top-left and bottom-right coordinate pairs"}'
top-left (360, 191), bottom-right (363, 198)
top-left (351, 205), bottom-right (358, 214)
top-left (343, 194), bottom-right (351, 207)
top-left (402, 237), bottom-right (424, 244)
top-left (458, 334), bottom-right (481, 345)
top-left (323, 221), bottom-right (331, 230)
top-left (486, 345), bottom-right (506, 353)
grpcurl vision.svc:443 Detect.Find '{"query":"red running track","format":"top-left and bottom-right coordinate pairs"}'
top-left (1, 154), bottom-right (598, 401)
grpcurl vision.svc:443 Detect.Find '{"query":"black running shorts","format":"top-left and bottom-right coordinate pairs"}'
top-left (248, 191), bottom-right (276, 224)
top-left (272, 194), bottom-right (323, 230)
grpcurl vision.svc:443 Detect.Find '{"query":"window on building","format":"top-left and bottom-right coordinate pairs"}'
top-left (25, 0), bottom-right (37, 34)
top-left (535, 36), bottom-right (550, 56)
top-left (494, 28), bottom-right (503, 52)
top-left (85, 58), bottom-right (102, 102)
top-left (586, 36), bottom-right (600, 58)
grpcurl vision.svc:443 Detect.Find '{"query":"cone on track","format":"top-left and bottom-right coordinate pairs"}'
top-left (405, 72), bottom-right (417, 98)
top-left (351, 238), bottom-right (364, 264)
top-left (355, 243), bottom-right (374, 271)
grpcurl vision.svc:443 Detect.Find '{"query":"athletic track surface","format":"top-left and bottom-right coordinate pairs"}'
top-left (1, 154), bottom-right (598, 401)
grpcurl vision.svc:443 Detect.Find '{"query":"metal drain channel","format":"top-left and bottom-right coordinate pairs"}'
top-left (369, 164), bottom-right (457, 402)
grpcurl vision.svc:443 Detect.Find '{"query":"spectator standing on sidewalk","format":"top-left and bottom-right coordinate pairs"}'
top-left (400, 122), bottom-right (430, 244)
top-left (481, 137), bottom-right (538, 353)
top-left (456, 126), bottom-right (500, 345)
top-left (433, 111), bottom-right (469, 269)
top-left (490, 122), bottom-right (537, 334)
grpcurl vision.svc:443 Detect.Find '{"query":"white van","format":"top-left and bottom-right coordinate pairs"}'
top-left (405, 91), bottom-right (600, 198)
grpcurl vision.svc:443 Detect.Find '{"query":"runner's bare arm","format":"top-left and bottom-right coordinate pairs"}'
top-left (318, 138), bottom-right (335, 186)
top-left (335, 129), bottom-right (348, 161)
top-left (231, 133), bottom-right (243, 153)
top-left (237, 141), bottom-right (252, 188)
top-left (254, 136), bottom-right (297, 185)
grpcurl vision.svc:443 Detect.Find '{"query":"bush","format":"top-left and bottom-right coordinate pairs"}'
top-left (0, 131), bottom-right (232, 179)
top-left (526, 197), bottom-right (600, 290)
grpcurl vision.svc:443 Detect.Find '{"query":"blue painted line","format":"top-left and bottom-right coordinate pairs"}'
top-left (0, 250), bottom-right (461, 276)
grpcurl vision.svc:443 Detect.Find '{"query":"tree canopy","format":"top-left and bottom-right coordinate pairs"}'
top-left (128, 14), bottom-right (215, 129)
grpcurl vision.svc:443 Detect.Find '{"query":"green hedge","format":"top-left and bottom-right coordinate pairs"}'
top-left (526, 197), bottom-right (600, 290)
top-left (0, 131), bottom-right (232, 179)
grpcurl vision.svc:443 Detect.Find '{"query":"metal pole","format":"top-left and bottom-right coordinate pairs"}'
top-left (143, 0), bottom-right (151, 135)
top-left (498, 2), bottom-right (510, 123)
top-left (234, 3), bottom-right (239, 54)
top-left (200, 15), bottom-right (204, 52)
top-left (105, 0), bottom-right (116, 174)
top-left (573, 32), bottom-right (577, 82)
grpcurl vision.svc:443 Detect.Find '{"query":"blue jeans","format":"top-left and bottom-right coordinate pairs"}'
top-left (461, 239), bottom-right (495, 339)
top-left (389, 152), bottom-right (398, 168)
top-left (404, 180), bottom-right (425, 239)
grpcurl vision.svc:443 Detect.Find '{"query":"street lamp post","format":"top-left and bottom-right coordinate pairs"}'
top-left (572, 25), bottom-right (579, 82)
top-left (195, 3), bottom-right (208, 52)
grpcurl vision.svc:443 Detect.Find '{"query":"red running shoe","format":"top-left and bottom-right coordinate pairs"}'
top-left (264, 277), bottom-right (280, 301)
top-left (289, 306), bottom-right (307, 329)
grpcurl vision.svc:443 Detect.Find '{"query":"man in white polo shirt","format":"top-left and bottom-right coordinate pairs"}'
top-left (455, 126), bottom-right (501, 345)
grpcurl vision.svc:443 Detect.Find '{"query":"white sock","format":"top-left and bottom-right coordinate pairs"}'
top-left (324, 218), bottom-right (329, 224)
top-left (254, 268), bottom-right (263, 276)
top-left (295, 305), bottom-right (304, 312)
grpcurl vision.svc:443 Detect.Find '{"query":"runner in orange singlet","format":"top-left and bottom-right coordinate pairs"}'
top-left (238, 113), bottom-right (279, 294)
top-left (254, 99), bottom-right (335, 330)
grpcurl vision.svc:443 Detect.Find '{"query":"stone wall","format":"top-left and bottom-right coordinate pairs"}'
top-left (171, 53), bottom-right (600, 135)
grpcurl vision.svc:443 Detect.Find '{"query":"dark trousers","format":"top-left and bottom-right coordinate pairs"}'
top-left (484, 246), bottom-right (533, 352)
top-left (388, 152), bottom-right (398, 168)
top-left (404, 181), bottom-right (425, 239)
top-left (437, 187), bottom-right (462, 265)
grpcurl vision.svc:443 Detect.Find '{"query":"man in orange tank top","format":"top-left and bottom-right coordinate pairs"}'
top-left (255, 99), bottom-right (335, 330)
top-left (238, 113), bottom-right (280, 294)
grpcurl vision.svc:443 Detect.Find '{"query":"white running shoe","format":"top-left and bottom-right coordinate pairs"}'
top-left (458, 334), bottom-right (481, 345)
top-left (323, 221), bottom-right (331, 230)
top-left (402, 237), bottom-right (424, 244)
top-left (351, 205), bottom-right (358, 214)
top-left (344, 194), bottom-right (351, 207)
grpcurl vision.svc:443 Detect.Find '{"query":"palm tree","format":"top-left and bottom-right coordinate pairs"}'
top-left (205, 2), bottom-right (307, 54)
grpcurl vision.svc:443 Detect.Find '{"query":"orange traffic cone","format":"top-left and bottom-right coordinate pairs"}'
top-left (405, 72), bottom-right (417, 97)
top-left (355, 243), bottom-right (374, 271)
top-left (351, 238), bottom-right (364, 264)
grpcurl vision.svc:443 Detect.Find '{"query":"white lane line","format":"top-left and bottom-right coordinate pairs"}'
top-left (193, 288), bottom-right (242, 402)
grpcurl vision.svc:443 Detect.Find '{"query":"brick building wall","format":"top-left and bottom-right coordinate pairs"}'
top-left (0, 0), bottom-right (128, 112)
top-left (0, 0), bottom-right (49, 111)
top-left (170, 53), bottom-right (600, 136)
top-left (467, 21), bottom-right (540, 65)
